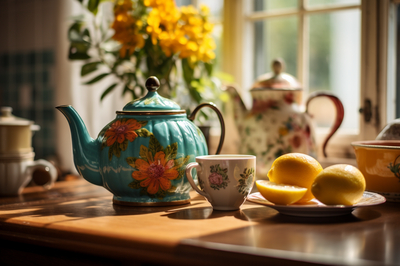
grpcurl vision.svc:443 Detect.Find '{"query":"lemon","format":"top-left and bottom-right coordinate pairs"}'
top-left (311, 164), bottom-right (366, 205)
top-left (268, 153), bottom-right (323, 203)
top-left (256, 180), bottom-right (308, 205)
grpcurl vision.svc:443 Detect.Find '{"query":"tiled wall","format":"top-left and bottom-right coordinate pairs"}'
top-left (0, 0), bottom-right (59, 160)
top-left (0, 50), bottom-right (56, 159)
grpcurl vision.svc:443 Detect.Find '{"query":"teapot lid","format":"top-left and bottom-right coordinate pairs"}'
top-left (122, 76), bottom-right (182, 112)
top-left (251, 58), bottom-right (302, 90)
top-left (0, 107), bottom-right (39, 130)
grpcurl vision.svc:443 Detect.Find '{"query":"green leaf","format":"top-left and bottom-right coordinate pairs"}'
top-left (68, 43), bottom-right (91, 60)
top-left (88, 0), bottom-right (100, 13)
top-left (68, 22), bottom-right (83, 42)
top-left (204, 62), bottom-right (213, 76)
top-left (122, 85), bottom-right (139, 100)
top-left (114, 143), bottom-right (121, 158)
top-left (139, 145), bottom-right (148, 160)
top-left (82, 28), bottom-right (91, 43)
top-left (126, 157), bottom-right (139, 168)
top-left (69, 29), bottom-right (83, 41)
top-left (124, 72), bottom-right (137, 81)
top-left (67, 23), bottom-right (91, 61)
top-left (128, 180), bottom-right (142, 189)
top-left (100, 83), bottom-right (118, 101)
top-left (108, 145), bottom-right (113, 161)
top-left (81, 62), bottom-right (102, 76)
top-left (182, 58), bottom-right (194, 85)
top-left (136, 128), bottom-right (152, 138)
top-left (165, 143), bottom-right (178, 161)
top-left (137, 120), bottom-right (148, 127)
top-left (149, 135), bottom-right (163, 154)
top-left (122, 85), bottom-right (131, 96)
top-left (119, 139), bottom-right (128, 152)
top-left (174, 155), bottom-right (190, 169)
top-left (84, 73), bottom-right (109, 85)
top-left (188, 86), bottom-right (202, 104)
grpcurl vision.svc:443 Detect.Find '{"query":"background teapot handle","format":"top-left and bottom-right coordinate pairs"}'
top-left (305, 91), bottom-right (344, 158)
top-left (188, 103), bottom-right (225, 154)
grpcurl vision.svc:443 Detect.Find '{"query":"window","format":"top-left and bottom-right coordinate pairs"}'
top-left (222, 0), bottom-right (396, 163)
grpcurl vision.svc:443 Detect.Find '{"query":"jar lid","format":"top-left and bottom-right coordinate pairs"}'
top-left (122, 76), bottom-right (182, 112)
top-left (0, 107), bottom-right (35, 127)
top-left (251, 59), bottom-right (302, 90)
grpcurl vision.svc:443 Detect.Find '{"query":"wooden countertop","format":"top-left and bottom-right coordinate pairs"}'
top-left (0, 179), bottom-right (399, 266)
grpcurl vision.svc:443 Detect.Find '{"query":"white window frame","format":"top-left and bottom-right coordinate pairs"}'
top-left (222, 0), bottom-right (396, 165)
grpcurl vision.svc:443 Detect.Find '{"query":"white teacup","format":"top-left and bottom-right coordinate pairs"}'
top-left (0, 152), bottom-right (57, 196)
top-left (185, 155), bottom-right (256, 211)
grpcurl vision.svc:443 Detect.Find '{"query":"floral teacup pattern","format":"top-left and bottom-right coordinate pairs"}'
top-left (208, 164), bottom-right (229, 190)
top-left (186, 155), bottom-right (256, 210)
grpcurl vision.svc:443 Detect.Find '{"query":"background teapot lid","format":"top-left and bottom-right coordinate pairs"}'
top-left (251, 58), bottom-right (302, 90)
top-left (0, 107), bottom-right (40, 130)
top-left (122, 76), bottom-right (181, 111)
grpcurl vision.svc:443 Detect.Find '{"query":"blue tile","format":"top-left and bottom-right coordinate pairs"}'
top-left (32, 85), bottom-right (38, 101)
top-left (43, 108), bottom-right (55, 121)
top-left (42, 86), bottom-right (54, 102)
top-left (27, 51), bottom-right (36, 67)
top-left (42, 71), bottom-right (49, 84)
top-left (42, 50), bottom-right (54, 65)
top-left (14, 72), bottom-right (23, 85)
top-left (28, 71), bottom-right (36, 84)
top-left (0, 73), bottom-right (6, 85)
top-left (13, 53), bottom-right (24, 67)
top-left (0, 54), bottom-right (10, 69)
top-left (0, 85), bottom-right (7, 105)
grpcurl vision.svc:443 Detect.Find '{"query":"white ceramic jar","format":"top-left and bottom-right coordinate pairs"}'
top-left (0, 107), bottom-right (57, 196)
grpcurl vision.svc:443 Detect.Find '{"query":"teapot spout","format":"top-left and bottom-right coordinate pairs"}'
top-left (224, 85), bottom-right (249, 121)
top-left (56, 105), bottom-right (103, 186)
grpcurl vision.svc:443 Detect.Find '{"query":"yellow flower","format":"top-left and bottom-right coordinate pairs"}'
top-left (112, 0), bottom-right (144, 57)
top-left (200, 4), bottom-right (210, 16)
top-left (111, 0), bottom-right (215, 63)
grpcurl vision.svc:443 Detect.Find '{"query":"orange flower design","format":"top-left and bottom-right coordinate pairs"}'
top-left (132, 151), bottom-right (179, 194)
top-left (104, 119), bottom-right (143, 146)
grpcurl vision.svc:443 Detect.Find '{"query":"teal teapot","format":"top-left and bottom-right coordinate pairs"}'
top-left (57, 76), bottom-right (225, 206)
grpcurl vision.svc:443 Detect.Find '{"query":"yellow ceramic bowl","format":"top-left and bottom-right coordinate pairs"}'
top-left (352, 140), bottom-right (400, 202)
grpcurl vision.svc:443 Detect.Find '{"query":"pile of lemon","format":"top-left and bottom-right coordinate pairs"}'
top-left (256, 153), bottom-right (366, 206)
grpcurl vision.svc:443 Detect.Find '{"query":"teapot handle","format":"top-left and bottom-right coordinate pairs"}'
top-left (305, 91), bottom-right (344, 158)
top-left (188, 103), bottom-right (225, 154)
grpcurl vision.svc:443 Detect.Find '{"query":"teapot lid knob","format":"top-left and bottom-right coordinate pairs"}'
top-left (271, 58), bottom-right (284, 75)
top-left (250, 58), bottom-right (301, 90)
top-left (145, 76), bottom-right (160, 92)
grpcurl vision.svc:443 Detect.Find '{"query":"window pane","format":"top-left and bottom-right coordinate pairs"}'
top-left (175, 0), bottom-right (192, 7)
top-left (307, 0), bottom-right (360, 8)
top-left (308, 9), bottom-right (361, 131)
top-left (198, 0), bottom-right (224, 21)
top-left (254, 16), bottom-right (298, 80)
top-left (253, 0), bottom-right (298, 12)
top-left (212, 23), bottom-right (223, 72)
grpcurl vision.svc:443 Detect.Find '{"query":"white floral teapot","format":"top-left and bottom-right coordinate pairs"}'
top-left (227, 59), bottom-right (344, 179)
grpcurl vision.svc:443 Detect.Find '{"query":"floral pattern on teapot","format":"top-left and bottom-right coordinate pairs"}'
top-left (101, 118), bottom-right (151, 160)
top-left (232, 89), bottom-right (318, 179)
top-left (126, 134), bottom-right (190, 199)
